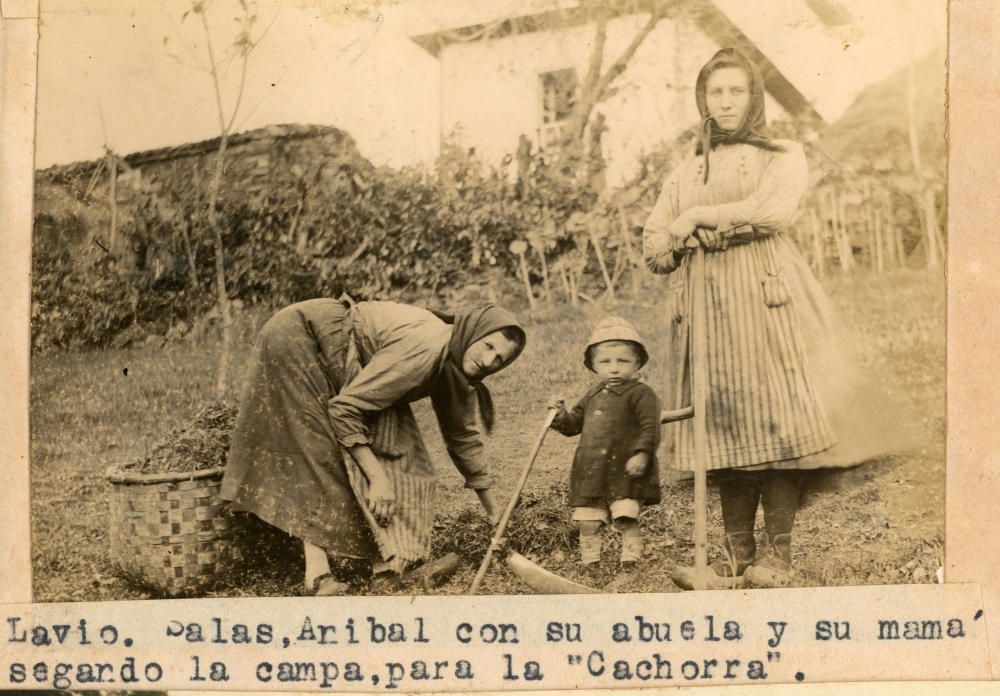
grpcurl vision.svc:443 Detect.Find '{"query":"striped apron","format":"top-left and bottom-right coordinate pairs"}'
top-left (339, 317), bottom-right (437, 573)
top-left (662, 233), bottom-right (837, 471)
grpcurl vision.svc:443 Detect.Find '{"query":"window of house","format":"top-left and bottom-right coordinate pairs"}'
top-left (538, 68), bottom-right (578, 148)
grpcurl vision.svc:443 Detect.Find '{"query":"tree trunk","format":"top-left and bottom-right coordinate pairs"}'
top-left (903, 38), bottom-right (943, 272)
top-left (207, 136), bottom-right (233, 398)
top-left (537, 246), bottom-right (551, 305)
top-left (563, 6), bottom-right (665, 161)
top-left (109, 154), bottom-right (118, 251)
top-left (175, 214), bottom-right (199, 290)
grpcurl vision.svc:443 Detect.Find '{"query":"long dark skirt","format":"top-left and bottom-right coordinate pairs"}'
top-left (220, 299), bottom-right (379, 560)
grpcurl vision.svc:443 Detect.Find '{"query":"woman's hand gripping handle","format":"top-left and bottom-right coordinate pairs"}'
top-left (348, 443), bottom-right (396, 527)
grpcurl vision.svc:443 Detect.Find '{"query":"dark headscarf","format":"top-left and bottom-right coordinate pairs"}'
top-left (695, 47), bottom-right (784, 183)
top-left (431, 305), bottom-right (526, 434)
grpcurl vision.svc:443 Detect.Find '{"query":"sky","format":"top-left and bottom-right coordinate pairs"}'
top-left (33, 0), bottom-right (945, 170)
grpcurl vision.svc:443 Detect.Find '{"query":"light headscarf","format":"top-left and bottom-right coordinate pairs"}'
top-left (695, 47), bottom-right (784, 183)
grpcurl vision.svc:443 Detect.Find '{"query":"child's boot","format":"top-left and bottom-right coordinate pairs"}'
top-left (618, 519), bottom-right (642, 570)
top-left (578, 521), bottom-right (603, 577)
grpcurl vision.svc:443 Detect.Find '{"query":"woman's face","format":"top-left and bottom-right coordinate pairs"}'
top-left (705, 66), bottom-right (751, 132)
top-left (462, 331), bottom-right (521, 379)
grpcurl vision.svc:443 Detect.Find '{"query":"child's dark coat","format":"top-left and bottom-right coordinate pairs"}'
top-left (552, 379), bottom-right (661, 508)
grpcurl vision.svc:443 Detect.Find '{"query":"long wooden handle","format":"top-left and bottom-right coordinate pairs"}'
top-left (690, 245), bottom-right (710, 590)
top-left (661, 406), bottom-right (693, 423)
top-left (467, 407), bottom-right (558, 595)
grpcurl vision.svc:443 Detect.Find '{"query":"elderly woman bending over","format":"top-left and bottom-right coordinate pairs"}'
top-left (222, 297), bottom-right (525, 595)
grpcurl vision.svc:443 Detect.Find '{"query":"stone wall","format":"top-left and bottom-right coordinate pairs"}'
top-left (34, 123), bottom-right (374, 263)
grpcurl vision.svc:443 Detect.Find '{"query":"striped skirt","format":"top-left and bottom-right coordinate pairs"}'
top-left (660, 235), bottom-right (837, 471)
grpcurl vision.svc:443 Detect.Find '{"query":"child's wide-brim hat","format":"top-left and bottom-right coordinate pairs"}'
top-left (584, 316), bottom-right (649, 371)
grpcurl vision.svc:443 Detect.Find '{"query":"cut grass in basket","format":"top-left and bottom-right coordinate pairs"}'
top-left (119, 402), bottom-right (238, 474)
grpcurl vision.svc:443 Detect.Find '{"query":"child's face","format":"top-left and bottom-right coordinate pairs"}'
top-left (590, 341), bottom-right (640, 383)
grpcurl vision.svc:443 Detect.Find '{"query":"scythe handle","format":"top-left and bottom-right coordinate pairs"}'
top-left (467, 407), bottom-right (558, 595)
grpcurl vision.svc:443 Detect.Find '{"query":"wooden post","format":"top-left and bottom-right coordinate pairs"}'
top-left (891, 200), bottom-right (906, 269)
top-left (874, 206), bottom-right (885, 274)
top-left (862, 179), bottom-right (874, 272)
top-left (922, 187), bottom-right (944, 271)
top-left (518, 253), bottom-right (536, 310)
top-left (810, 207), bottom-right (825, 279)
top-left (609, 239), bottom-right (628, 292)
top-left (108, 152), bottom-right (118, 251)
top-left (538, 246), bottom-right (551, 305)
top-left (833, 189), bottom-right (853, 273)
top-left (565, 263), bottom-right (577, 307)
top-left (690, 245), bottom-right (709, 590)
top-left (617, 206), bottom-right (641, 299)
top-left (821, 190), bottom-right (836, 271)
top-left (510, 240), bottom-right (536, 310)
top-left (588, 222), bottom-right (616, 303)
top-left (556, 262), bottom-right (572, 304)
top-left (883, 192), bottom-right (905, 269)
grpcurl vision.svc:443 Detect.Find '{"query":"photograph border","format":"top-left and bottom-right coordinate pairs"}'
top-left (2, 0), bottom-right (999, 686)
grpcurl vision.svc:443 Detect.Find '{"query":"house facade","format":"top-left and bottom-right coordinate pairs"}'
top-left (410, 2), bottom-right (844, 184)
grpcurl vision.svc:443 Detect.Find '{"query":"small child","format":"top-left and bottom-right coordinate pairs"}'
top-left (550, 316), bottom-right (661, 573)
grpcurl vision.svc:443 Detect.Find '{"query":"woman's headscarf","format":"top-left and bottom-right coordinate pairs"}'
top-left (695, 47), bottom-right (783, 183)
top-left (432, 305), bottom-right (526, 433)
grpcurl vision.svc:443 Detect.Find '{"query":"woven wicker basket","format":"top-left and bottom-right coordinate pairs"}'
top-left (106, 465), bottom-right (240, 596)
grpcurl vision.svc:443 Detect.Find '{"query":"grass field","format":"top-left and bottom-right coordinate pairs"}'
top-left (30, 270), bottom-right (945, 600)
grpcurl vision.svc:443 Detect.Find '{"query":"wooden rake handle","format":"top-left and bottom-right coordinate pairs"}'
top-left (467, 407), bottom-right (558, 595)
top-left (690, 245), bottom-right (710, 590)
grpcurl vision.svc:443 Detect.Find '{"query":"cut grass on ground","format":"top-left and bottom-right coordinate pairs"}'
top-left (30, 270), bottom-right (944, 600)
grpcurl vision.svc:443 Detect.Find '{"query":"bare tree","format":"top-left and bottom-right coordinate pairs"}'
top-left (168, 0), bottom-right (271, 396)
top-left (561, 0), bottom-right (675, 156)
top-left (892, 0), bottom-right (944, 272)
top-left (904, 45), bottom-right (944, 272)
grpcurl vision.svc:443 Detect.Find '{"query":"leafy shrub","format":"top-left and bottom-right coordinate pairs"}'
top-left (31, 115), bottom-right (941, 353)
top-left (32, 137), bottom-right (604, 351)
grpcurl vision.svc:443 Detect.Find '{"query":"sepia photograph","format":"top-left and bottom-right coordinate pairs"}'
top-left (27, 0), bottom-right (946, 602)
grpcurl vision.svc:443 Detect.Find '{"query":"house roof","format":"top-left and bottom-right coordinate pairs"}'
top-left (409, 1), bottom-right (826, 124)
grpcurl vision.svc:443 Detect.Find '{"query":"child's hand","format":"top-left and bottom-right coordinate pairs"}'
top-left (548, 395), bottom-right (566, 411)
top-left (625, 452), bottom-right (649, 478)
